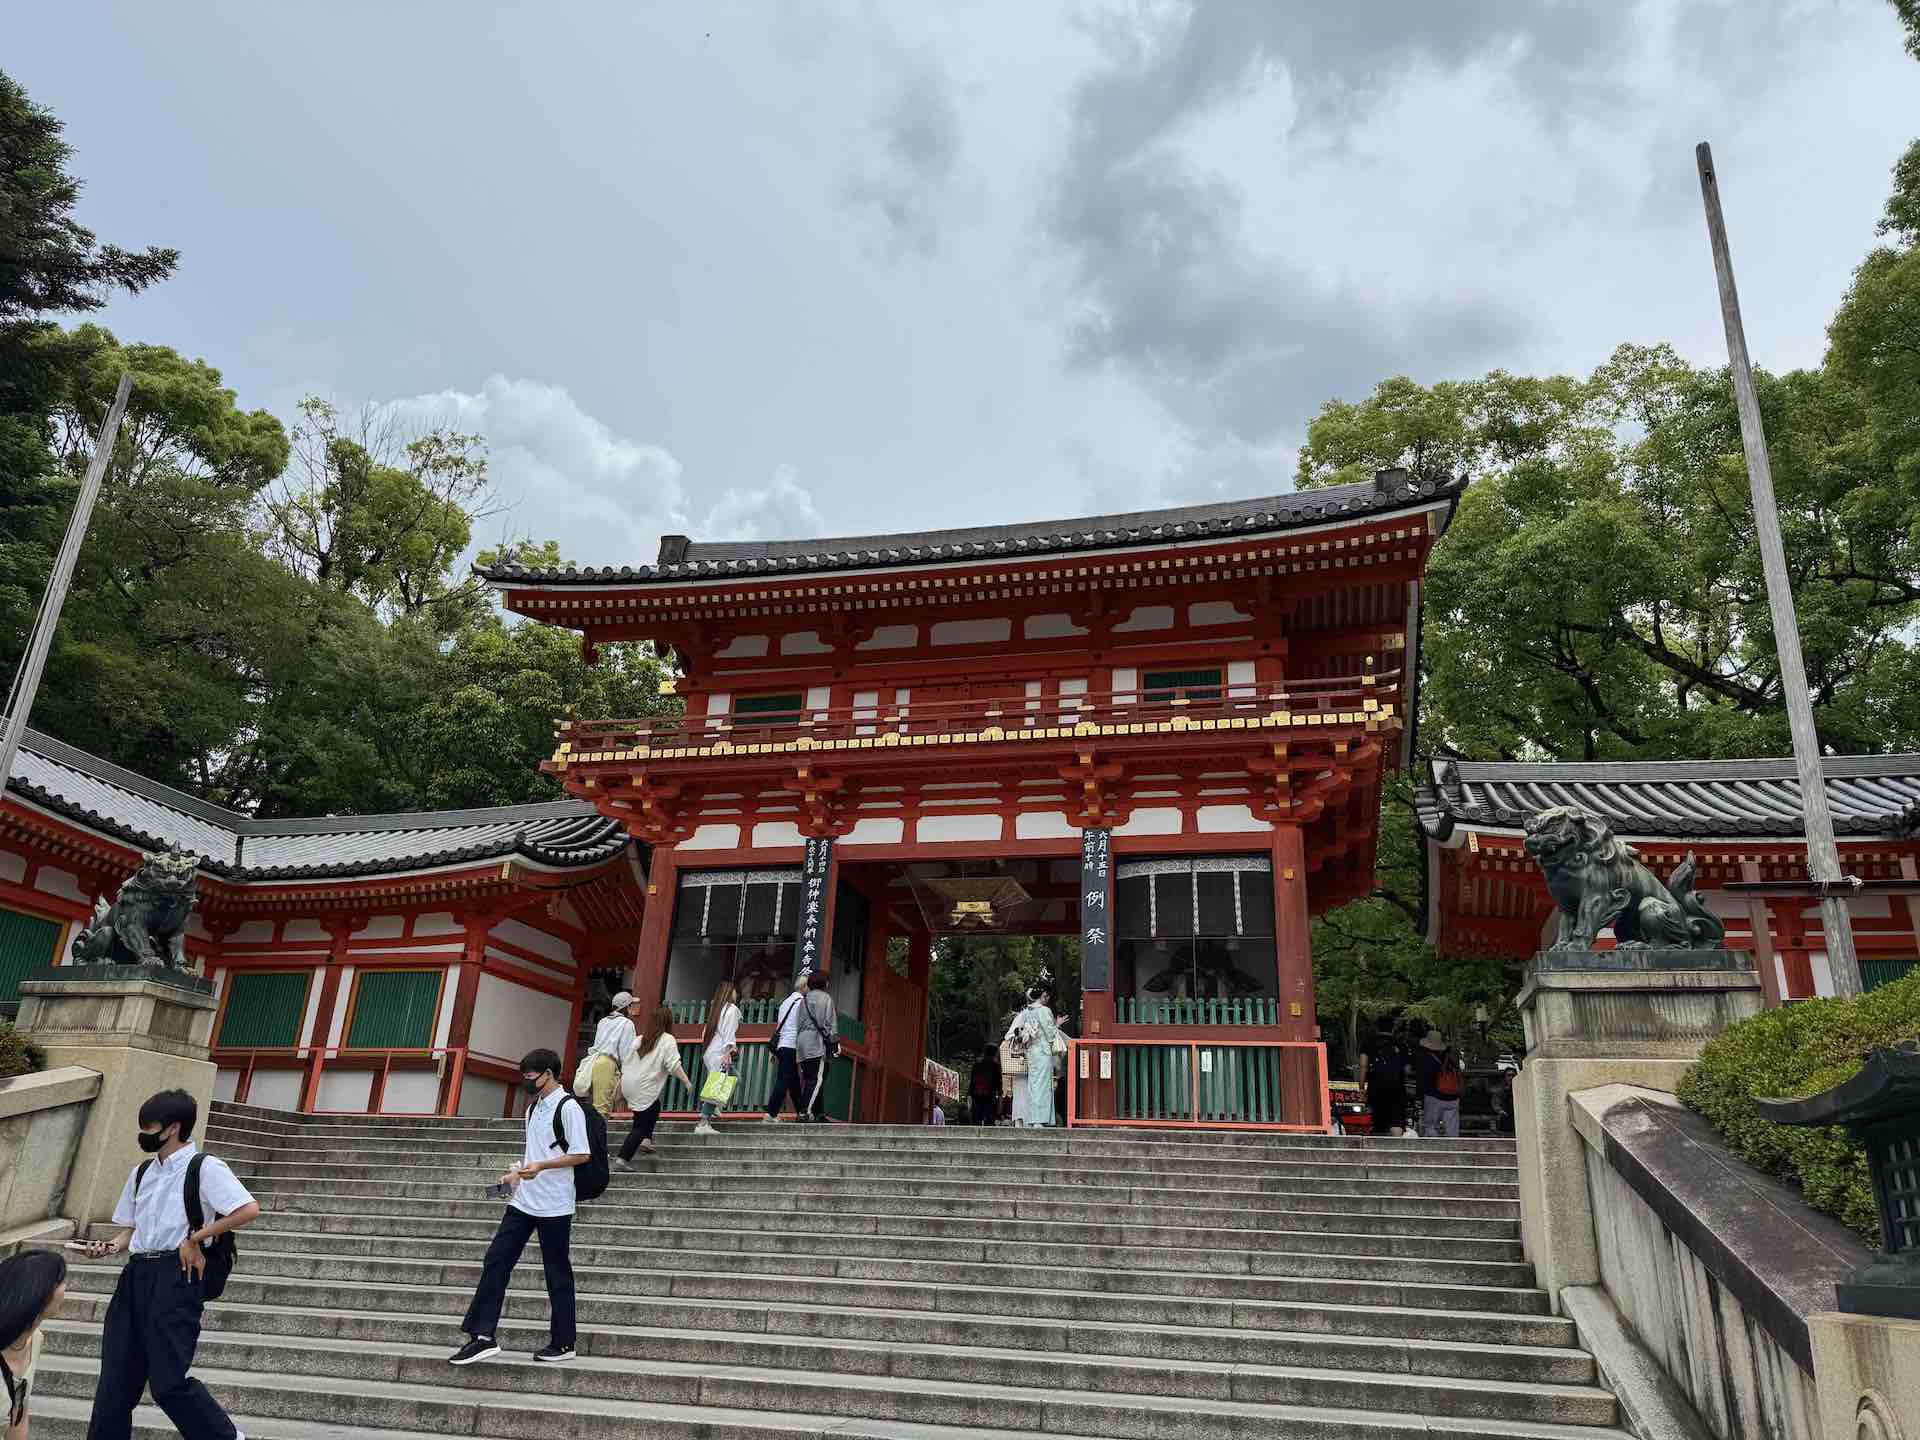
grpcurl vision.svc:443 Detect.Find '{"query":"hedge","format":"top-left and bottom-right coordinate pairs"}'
top-left (1677, 968), bottom-right (1920, 1242)
top-left (0, 1021), bottom-right (44, 1079)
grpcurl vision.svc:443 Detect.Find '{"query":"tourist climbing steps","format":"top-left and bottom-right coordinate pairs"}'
top-left (29, 1099), bottom-right (1631, 1439)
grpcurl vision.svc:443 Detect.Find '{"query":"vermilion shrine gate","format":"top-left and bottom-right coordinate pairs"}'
top-left (482, 469), bottom-right (1465, 1125)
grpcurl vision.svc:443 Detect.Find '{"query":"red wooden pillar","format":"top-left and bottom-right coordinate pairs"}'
top-left (1271, 823), bottom-right (1319, 1126)
top-left (299, 916), bottom-right (358, 1113)
top-left (1739, 861), bottom-right (1784, 1008)
top-left (438, 918), bottom-right (488, 1114)
top-left (1770, 900), bottom-right (1814, 999)
top-left (630, 843), bottom-right (679, 1007)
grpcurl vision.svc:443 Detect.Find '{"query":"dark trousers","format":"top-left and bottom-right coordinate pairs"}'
top-left (766, 1046), bottom-right (805, 1117)
top-left (460, 1206), bottom-right (576, 1349)
top-left (799, 1056), bottom-right (826, 1119)
top-left (88, 1257), bottom-right (237, 1440)
top-left (619, 1099), bottom-right (663, 1160)
top-left (970, 1094), bottom-right (996, 1125)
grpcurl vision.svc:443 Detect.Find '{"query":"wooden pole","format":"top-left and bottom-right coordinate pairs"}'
top-left (1695, 143), bottom-right (1861, 997)
top-left (0, 372), bottom-right (133, 791)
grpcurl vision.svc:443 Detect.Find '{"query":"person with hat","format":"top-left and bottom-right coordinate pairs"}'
top-left (582, 990), bottom-right (641, 1116)
top-left (1413, 1029), bottom-right (1463, 1138)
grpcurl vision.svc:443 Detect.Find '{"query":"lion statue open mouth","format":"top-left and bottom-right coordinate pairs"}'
top-left (1523, 806), bottom-right (1725, 951)
top-left (70, 846), bottom-right (201, 970)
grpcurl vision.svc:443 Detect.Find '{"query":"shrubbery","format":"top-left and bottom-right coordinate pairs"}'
top-left (0, 1021), bottom-right (44, 1079)
top-left (1678, 969), bottom-right (1920, 1242)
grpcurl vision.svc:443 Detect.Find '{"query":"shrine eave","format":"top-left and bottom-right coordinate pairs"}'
top-left (475, 470), bottom-right (1465, 594)
top-left (1415, 755), bottom-right (1920, 845)
top-left (5, 728), bottom-right (634, 883)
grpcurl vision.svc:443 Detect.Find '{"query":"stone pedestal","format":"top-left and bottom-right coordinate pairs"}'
top-left (1809, 1312), bottom-right (1920, 1440)
top-left (15, 965), bottom-right (218, 1229)
top-left (1513, 953), bottom-right (1764, 1313)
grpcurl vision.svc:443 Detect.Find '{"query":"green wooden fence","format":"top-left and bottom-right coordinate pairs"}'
top-left (1110, 1044), bottom-right (1299, 1123)
top-left (1862, 958), bottom-right (1917, 993)
top-left (1116, 996), bottom-right (1279, 1026)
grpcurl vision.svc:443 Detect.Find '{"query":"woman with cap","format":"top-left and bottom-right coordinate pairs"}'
top-left (1007, 976), bottom-right (1061, 1127)
top-left (1, 1248), bottom-right (67, 1440)
top-left (583, 991), bottom-right (641, 1116)
top-left (1413, 1029), bottom-right (1462, 1138)
top-left (618, 1005), bottom-right (693, 1163)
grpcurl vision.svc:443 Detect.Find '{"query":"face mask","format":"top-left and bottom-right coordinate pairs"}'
top-left (136, 1129), bottom-right (167, 1153)
top-left (521, 1077), bottom-right (543, 1096)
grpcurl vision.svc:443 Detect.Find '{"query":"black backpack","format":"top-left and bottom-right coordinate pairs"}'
top-left (551, 1095), bottom-right (610, 1202)
top-left (135, 1154), bottom-right (237, 1300)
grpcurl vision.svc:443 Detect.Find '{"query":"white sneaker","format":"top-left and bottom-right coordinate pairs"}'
top-left (693, 1121), bottom-right (716, 1135)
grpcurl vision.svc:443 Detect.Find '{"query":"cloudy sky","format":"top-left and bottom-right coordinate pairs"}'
top-left (14, 2), bottom-right (1916, 567)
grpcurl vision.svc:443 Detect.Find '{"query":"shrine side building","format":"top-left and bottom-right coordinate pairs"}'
top-left (481, 469), bottom-right (1464, 1124)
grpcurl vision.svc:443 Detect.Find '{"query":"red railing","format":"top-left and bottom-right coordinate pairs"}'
top-left (1066, 1038), bottom-right (1331, 1133)
top-left (559, 673), bottom-right (1399, 756)
top-left (215, 1045), bottom-right (474, 1117)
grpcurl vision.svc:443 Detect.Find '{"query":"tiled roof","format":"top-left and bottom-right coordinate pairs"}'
top-left (7, 730), bottom-right (630, 880)
top-left (1415, 755), bottom-right (1920, 842)
top-left (477, 470), bottom-right (1465, 588)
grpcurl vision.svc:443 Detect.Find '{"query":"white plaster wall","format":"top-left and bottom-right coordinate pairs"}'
top-left (469, 973), bottom-right (573, 1065)
top-left (1189, 601), bottom-right (1251, 626)
top-left (229, 920), bottom-right (276, 944)
top-left (492, 919), bottom-right (573, 965)
top-left (317, 1070), bottom-right (374, 1113)
top-left (1111, 666), bottom-right (1139, 701)
top-left (853, 689), bottom-right (881, 736)
top-left (1197, 805), bottom-right (1269, 834)
top-left (780, 631), bottom-right (832, 655)
top-left (1116, 808), bottom-right (1184, 836)
top-left (246, 1070), bottom-right (303, 1112)
top-left (859, 625), bottom-right (917, 650)
top-left (753, 820), bottom-right (806, 847)
top-left (805, 686), bottom-right (831, 716)
top-left (1584, 1143), bottom-right (1819, 1440)
top-left (434, 975), bottom-right (460, 1049)
top-left (34, 867), bottom-right (86, 902)
top-left (1227, 660), bottom-right (1256, 697)
top-left (1115, 606), bottom-right (1175, 633)
top-left (0, 850), bottom-right (25, 884)
top-left (707, 693), bottom-right (732, 717)
top-left (845, 817), bottom-right (905, 844)
top-left (326, 969), bottom-right (355, 1046)
top-left (1015, 811), bottom-right (1078, 840)
top-left (212, 1069), bottom-right (240, 1103)
top-left (458, 1075), bottom-right (509, 1119)
top-left (281, 919), bottom-right (327, 942)
top-left (682, 823), bottom-right (743, 851)
top-left (383, 1071), bottom-right (440, 1114)
top-left (932, 617), bottom-right (1011, 646)
top-left (916, 814), bottom-right (1004, 843)
top-left (1024, 613), bottom-right (1087, 639)
top-left (717, 635), bottom-right (770, 658)
top-left (299, 971), bottom-right (327, 1047)
top-left (1809, 951), bottom-right (1834, 998)
top-left (1058, 677), bottom-right (1087, 724)
top-left (361, 915), bottom-right (405, 940)
top-left (415, 912), bottom-right (461, 937)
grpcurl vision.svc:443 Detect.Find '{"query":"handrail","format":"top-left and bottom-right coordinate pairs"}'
top-left (1066, 1037), bottom-right (1330, 1133)
top-left (558, 672), bottom-right (1400, 756)
top-left (213, 1044), bottom-right (472, 1117)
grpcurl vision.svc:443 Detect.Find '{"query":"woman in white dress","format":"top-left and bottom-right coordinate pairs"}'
top-left (696, 980), bottom-right (743, 1135)
top-left (1008, 981), bottom-right (1061, 1128)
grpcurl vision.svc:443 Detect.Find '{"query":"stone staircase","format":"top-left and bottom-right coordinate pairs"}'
top-left (31, 1099), bottom-right (1629, 1440)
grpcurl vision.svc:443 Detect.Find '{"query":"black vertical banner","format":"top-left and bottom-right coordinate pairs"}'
top-left (1080, 827), bottom-right (1112, 991)
top-left (798, 837), bottom-right (835, 977)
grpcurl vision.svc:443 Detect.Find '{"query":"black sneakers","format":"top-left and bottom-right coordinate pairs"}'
top-left (533, 1343), bottom-right (576, 1363)
top-left (448, 1337), bottom-right (500, 1366)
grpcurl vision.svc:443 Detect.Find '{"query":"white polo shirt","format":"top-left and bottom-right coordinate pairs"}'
top-left (112, 1144), bottom-right (254, 1254)
top-left (773, 991), bottom-right (805, 1050)
top-left (513, 1087), bottom-right (590, 1218)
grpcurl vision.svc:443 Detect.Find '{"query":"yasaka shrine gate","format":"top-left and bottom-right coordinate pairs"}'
top-left (482, 470), bottom-right (1463, 1128)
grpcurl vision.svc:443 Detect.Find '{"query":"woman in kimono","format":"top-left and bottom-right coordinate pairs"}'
top-left (1009, 981), bottom-right (1060, 1127)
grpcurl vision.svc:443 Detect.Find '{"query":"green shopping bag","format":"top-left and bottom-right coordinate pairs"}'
top-left (699, 1070), bottom-right (738, 1104)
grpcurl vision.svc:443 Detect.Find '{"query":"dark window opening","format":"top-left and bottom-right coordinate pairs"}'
top-left (733, 692), bottom-right (805, 726)
top-left (1112, 857), bottom-right (1277, 1002)
top-left (1143, 667), bottom-right (1223, 703)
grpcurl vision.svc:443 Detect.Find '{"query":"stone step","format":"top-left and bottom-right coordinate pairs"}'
top-left (241, 1197), bottom-right (1521, 1251)
top-left (56, 1288), bottom-right (1590, 1377)
top-left (245, 1184), bottom-right (1523, 1231)
top-left (243, 1212), bottom-right (1525, 1269)
top-left (61, 1258), bottom-right (1551, 1333)
top-left (37, 1332), bottom-right (1622, 1435)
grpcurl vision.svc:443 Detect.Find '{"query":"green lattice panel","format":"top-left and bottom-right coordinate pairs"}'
top-left (0, 907), bottom-right (61, 1006)
top-left (1862, 959), bottom-right (1917, 993)
top-left (216, 971), bottom-right (310, 1048)
top-left (345, 970), bottom-right (441, 1050)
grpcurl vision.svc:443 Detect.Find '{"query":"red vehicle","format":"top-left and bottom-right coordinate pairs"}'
top-left (1328, 1078), bottom-right (1371, 1134)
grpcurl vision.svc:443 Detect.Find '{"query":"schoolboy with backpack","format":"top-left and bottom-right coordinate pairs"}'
top-left (448, 1047), bottom-right (607, 1366)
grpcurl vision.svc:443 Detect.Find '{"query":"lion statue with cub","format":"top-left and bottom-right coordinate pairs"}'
top-left (70, 847), bottom-right (200, 970)
top-left (1524, 806), bottom-right (1725, 951)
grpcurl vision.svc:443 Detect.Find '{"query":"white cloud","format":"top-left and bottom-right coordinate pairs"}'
top-left (380, 376), bottom-right (828, 569)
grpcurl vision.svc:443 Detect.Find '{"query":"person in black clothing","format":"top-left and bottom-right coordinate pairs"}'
top-left (968, 1048), bottom-right (1001, 1126)
top-left (1360, 1020), bottom-right (1410, 1137)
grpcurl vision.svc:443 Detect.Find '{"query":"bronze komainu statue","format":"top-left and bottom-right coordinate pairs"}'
top-left (71, 847), bottom-right (201, 969)
top-left (1524, 806), bottom-right (1725, 951)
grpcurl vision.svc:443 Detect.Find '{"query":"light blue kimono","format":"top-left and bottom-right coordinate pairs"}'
top-left (1012, 1003), bottom-right (1060, 1126)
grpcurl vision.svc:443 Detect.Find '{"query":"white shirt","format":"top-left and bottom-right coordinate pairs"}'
top-left (773, 991), bottom-right (805, 1050)
top-left (703, 1002), bottom-right (742, 1071)
top-left (589, 1013), bottom-right (636, 1064)
top-left (512, 1086), bottom-right (589, 1218)
top-left (621, 1031), bottom-right (689, 1110)
top-left (112, 1144), bottom-right (255, 1254)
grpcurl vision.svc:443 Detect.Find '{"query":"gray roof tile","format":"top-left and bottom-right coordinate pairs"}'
top-left (1415, 755), bottom-right (1920, 842)
top-left (7, 730), bottom-right (630, 880)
